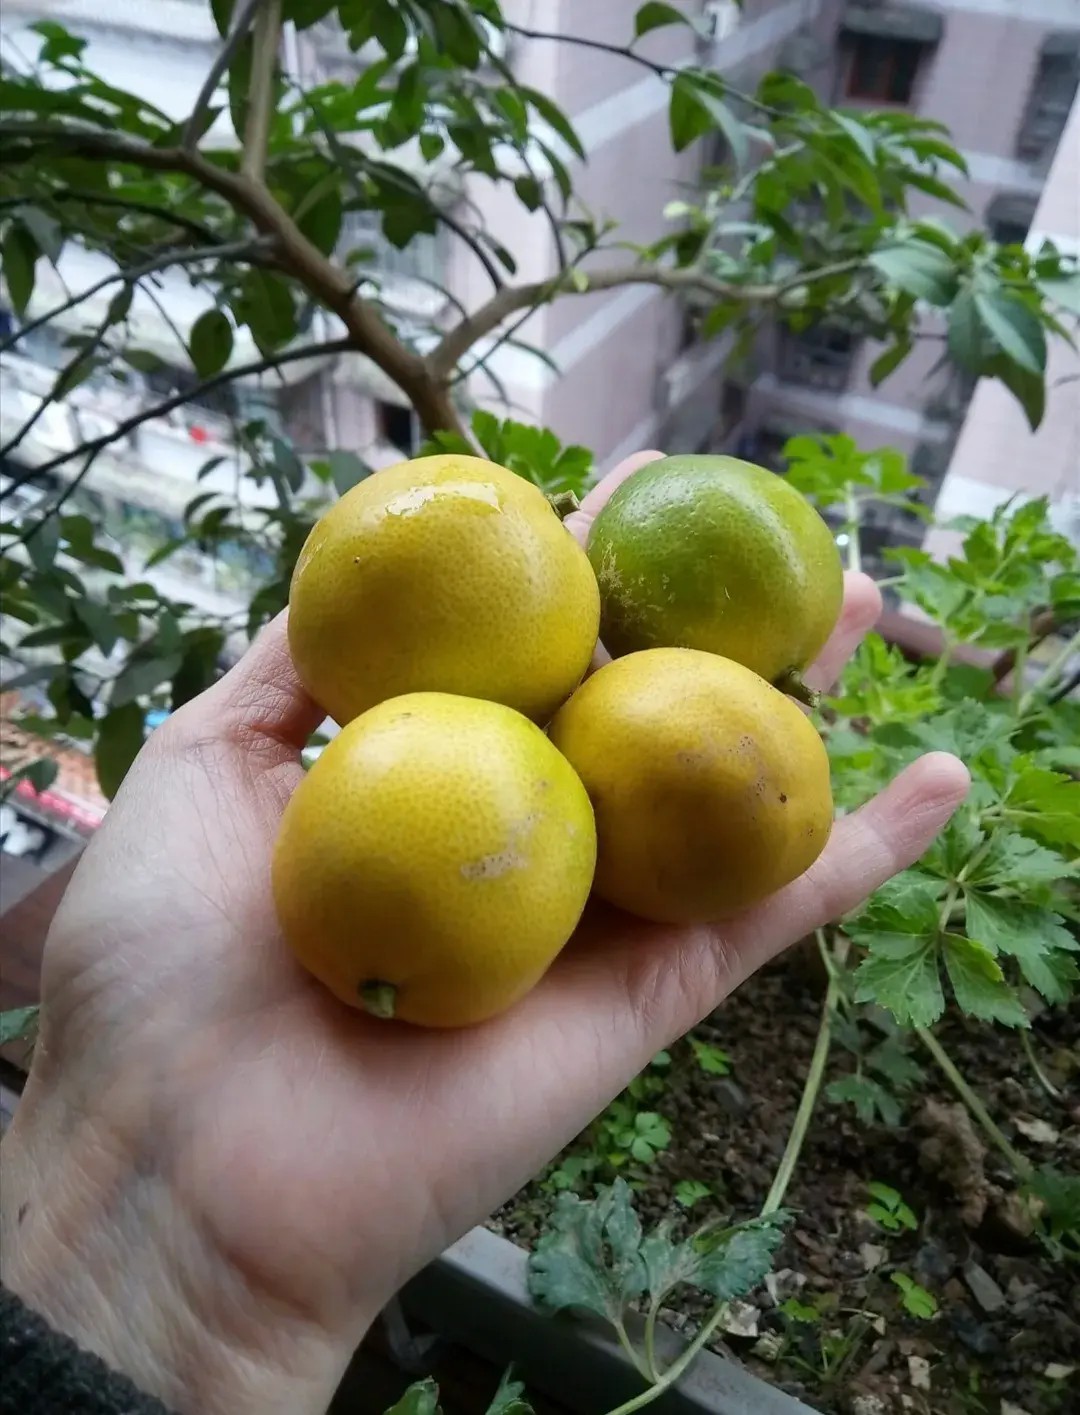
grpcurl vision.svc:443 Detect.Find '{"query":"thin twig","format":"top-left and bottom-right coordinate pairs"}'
top-left (0, 338), bottom-right (353, 505)
top-left (182, 0), bottom-right (265, 152)
top-left (241, 0), bottom-right (282, 183)
top-left (916, 1026), bottom-right (1033, 1181)
top-left (0, 189), bottom-right (225, 245)
top-left (0, 239), bottom-right (265, 356)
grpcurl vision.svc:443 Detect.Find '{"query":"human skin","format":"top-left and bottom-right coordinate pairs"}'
top-left (0, 452), bottom-right (969, 1415)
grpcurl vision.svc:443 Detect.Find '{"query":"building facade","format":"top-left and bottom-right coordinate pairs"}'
top-left (2, 0), bottom-right (1078, 598)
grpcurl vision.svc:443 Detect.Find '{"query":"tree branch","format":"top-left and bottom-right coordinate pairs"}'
top-left (0, 239), bottom-right (269, 356)
top-left (430, 263), bottom-right (777, 380)
top-left (0, 190), bottom-right (224, 246)
top-left (182, 0), bottom-right (265, 153)
top-left (241, 0), bottom-right (282, 184)
top-left (1, 123), bottom-right (465, 436)
top-left (0, 338), bottom-right (355, 506)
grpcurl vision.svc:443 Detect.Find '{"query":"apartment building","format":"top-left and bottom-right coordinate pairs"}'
top-left (1, 0), bottom-right (1077, 599)
top-left (739, 0), bottom-right (1080, 550)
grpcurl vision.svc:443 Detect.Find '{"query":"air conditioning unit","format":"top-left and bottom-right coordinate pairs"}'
top-left (700, 0), bottom-right (741, 47)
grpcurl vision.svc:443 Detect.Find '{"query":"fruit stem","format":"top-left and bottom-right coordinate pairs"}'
top-left (359, 980), bottom-right (397, 1020)
top-left (547, 490), bottom-right (581, 520)
top-left (773, 668), bottom-right (820, 709)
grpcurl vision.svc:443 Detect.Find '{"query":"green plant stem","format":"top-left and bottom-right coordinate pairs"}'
top-left (915, 1027), bottom-right (1033, 1181)
top-left (242, 0), bottom-right (282, 183)
top-left (929, 636), bottom-right (954, 687)
top-left (642, 1297), bottom-right (663, 1383)
top-left (1012, 639), bottom-right (1029, 719)
top-left (612, 1317), bottom-right (654, 1384)
top-left (1020, 1028), bottom-right (1062, 1102)
top-left (602, 1303), bottom-right (731, 1415)
top-left (761, 934), bottom-right (847, 1216)
top-left (1018, 627), bottom-right (1080, 716)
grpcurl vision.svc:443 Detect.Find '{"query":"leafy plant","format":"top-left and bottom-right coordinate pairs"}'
top-left (2, 2), bottom-right (1077, 800)
top-left (546, 1052), bottom-right (673, 1191)
top-left (529, 1179), bottom-right (789, 1394)
top-left (864, 1182), bottom-right (918, 1233)
top-left (688, 1035), bottom-right (731, 1076)
top-left (673, 1180), bottom-right (712, 1210)
top-left (891, 1272), bottom-right (938, 1320)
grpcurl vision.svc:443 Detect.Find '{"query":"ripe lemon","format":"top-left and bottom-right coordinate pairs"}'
top-left (549, 649), bottom-right (833, 923)
top-left (272, 693), bottom-right (597, 1028)
top-left (288, 454), bottom-right (599, 725)
top-left (587, 455), bottom-right (843, 694)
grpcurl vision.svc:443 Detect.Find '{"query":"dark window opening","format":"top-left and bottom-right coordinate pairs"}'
top-left (778, 323), bottom-right (858, 392)
top-left (1016, 44), bottom-right (1079, 161)
top-left (845, 36), bottom-right (922, 103)
top-left (377, 401), bottom-right (419, 457)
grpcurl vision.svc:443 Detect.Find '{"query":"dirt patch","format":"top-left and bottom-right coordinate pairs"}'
top-left (491, 958), bottom-right (1079, 1414)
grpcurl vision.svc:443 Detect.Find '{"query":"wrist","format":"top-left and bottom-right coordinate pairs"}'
top-left (2, 1078), bottom-right (352, 1415)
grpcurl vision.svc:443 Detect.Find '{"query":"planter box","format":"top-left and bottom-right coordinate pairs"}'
top-left (400, 1226), bottom-right (818, 1415)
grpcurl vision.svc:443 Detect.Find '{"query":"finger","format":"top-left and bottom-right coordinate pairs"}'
top-left (806, 570), bottom-right (882, 694)
top-left (564, 449), bottom-right (663, 547)
top-left (723, 751), bottom-right (970, 984)
top-left (172, 611), bottom-right (324, 755)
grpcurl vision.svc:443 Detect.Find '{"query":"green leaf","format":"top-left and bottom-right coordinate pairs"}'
top-left (974, 290), bottom-right (1046, 376)
top-left (528, 1180), bottom-right (646, 1323)
top-left (686, 1213), bottom-right (790, 1303)
top-left (634, 2), bottom-right (690, 38)
top-left (94, 701), bottom-right (146, 799)
top-left (689, 1036), bottom-right (731, 1075)
top-left (943, 934), bottom-right (1028, 1026)
top-left (521, 86), bottom-right (584, 160)
top-left (987, 352), bottom-right (1045, 431)
top-left (0, 1005), bottom-right (39, 1046)
top-left (964, 894), bottom-right (1077, 1004)
top-left (26, 513), bottom-right (60, 572)
top-left (513, 175), bottom-right (543, 211)
top-left (328, 450), bottom-right (371, 495)
top-left (1005, 767), bottom-right (1080, 849)
top-left (854, 941), bottom-right (944, 1028)
top-left (869, 241), bottom-right (957, 305)
top-left (892, 1272), bottom-right (937, 1320)
top-left (384, 1379), bottom-right (441, 1415)
top-left (673, 1180), bottom-right (712, 1209)
top-left (210, 0), bottom-right (235, 36)
top-left (947, 287), bottom-right (982, 370)
top-left (75, 599), bottom-right (119, 656)
top-left (669, 73), bottom-right (747, 168)
top-left (297, 184), bottom-right (343, 256)
top-left (967, 831), bottom-right (1074, 892)
top-left (234, 270), bottom-right (297, 354)
top-left (827, 1075), bottom-right (902, 1128)
top-left (284, 0), bottom-right (337, 28)
top-left (2, 222), bottom-right (39, 316)
top-left (189, 309), bottom-right (234, 378)
top-left (484, 1369), bottom-right (533, 1415)
top-left (868, 337), bottom-right (912, 387)
top-left (111, 651), bottom-right (184, 707)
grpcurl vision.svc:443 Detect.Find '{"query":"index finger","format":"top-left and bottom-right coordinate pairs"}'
top-left (564, 449), bottom-right (663, 547)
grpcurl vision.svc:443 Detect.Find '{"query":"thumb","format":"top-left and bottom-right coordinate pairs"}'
top-left (174, 611), bottom-right (325, 755)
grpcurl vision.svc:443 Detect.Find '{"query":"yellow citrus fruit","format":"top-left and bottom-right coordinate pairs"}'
top-left (587, 455), bottom-right (843, 691)
top-left (272, 692), bottom-right (597, 1028)
top-left (288, 454), bottom-right (599, 725)
top-left (550, 648), bottom-right (833, 924)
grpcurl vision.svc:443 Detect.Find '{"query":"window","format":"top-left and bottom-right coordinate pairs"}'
top-left (845, 35), bottom-right (922, 103)
top-left (377, 401), bottom-right (419, 457)
top-left (1016, 37), bottom-right (1079, 162)
top-left (778, 323), bottom-right (858, 392)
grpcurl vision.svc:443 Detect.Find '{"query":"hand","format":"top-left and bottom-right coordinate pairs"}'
top-left (1, 453), bottom-right (969, 1415)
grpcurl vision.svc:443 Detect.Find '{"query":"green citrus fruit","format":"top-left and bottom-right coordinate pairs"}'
top-left (586, 455), bottom-right (843, 692)
top-left (273, 692), bottom-right (597, 1028)
top-left (550, 648), bottom-right (833, 924)
top-left (288, 454), bottom-right (599, 726)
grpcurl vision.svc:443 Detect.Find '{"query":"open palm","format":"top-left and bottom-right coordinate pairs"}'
top-left (5, 452), bottom-right (968, 1415)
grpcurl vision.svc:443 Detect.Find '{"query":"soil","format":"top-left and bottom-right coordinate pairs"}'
top-left (491, 955), bottom-right (1080, 1415)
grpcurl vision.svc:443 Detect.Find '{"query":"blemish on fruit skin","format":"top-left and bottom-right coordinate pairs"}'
top-left (381, 482), bottom-right (502, 518)
top-left (462, 849), bottom-right (528, 880)
top-left (779, 793), bottom-right (788, 804)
